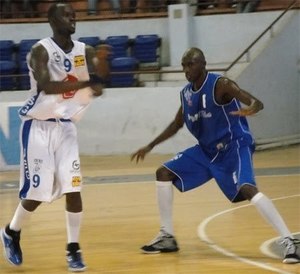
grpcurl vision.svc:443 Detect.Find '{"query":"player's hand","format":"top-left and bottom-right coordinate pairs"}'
top-left (130, 145), bottom-right (152, 163)
top-left (230, 107), bottom-right (256, 116)
top-left (230, 99), bottom-right (263, 116)
top-left (91, 83), bottom-right (103, 97)
top-left (96, 44), bottom-right (112, 60)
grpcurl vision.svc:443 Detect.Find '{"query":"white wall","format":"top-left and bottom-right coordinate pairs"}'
top-left (236, 12), bottom-right (300, 140)
top-left (77, 87), bottom-right (196, 155)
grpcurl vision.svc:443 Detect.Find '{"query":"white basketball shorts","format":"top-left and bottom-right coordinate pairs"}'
top-left (19, 119), bottom-right (82, 202)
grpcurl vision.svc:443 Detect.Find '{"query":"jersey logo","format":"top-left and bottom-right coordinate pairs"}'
top-left (53, 52), bottom-right (61, 62)
top-left (74, 55), bottom-right (85, 67)
top-left (62, 74), bottom-right (78, 99)
top-left (183, 90), bottom-right (193, 106)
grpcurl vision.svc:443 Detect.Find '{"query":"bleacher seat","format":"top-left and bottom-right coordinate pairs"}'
top-left (110, 57), bottom-right (138, 87)
top-left (0, 40), bottom-right (15, 61)
top-left (105, 35), bottom-right (130, 60)
top-left (18, 39), bottom-right (39, 63)
top-left (0, 60), bottom-right (16, 90)
top-left (132, 34), bottom-right (160, 66)
top-left (78, 36), bottom-right (101, 47)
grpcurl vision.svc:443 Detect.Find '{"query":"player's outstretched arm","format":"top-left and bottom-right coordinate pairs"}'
top-left (131, 107), bottom-right (184, 163)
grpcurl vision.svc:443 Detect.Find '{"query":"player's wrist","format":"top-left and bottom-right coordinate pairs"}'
top-left (88, 74), bottom-right (106, 85)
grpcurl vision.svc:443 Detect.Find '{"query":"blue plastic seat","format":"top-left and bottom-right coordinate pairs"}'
top-left (78, 36), bottom-right (101, 47)
top-left (110, 57), bottom-right (138, 87)
top-left (0, 40), bottom-right (15, 61)
top-left (105, 35), bottom-right (129, 60)
top-left (132, 34), bottom-right (160, 63)
top-left (18, 39), bottom-right (39, 63)
top-left (0, 60), bottom-right (16, 90)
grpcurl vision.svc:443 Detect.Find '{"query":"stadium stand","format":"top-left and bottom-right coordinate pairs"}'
top-left (0, 60), bottom-right (16, 90)
top-left (110, 56), bottom-right (138, 87)
top-left (78, 36), bottom-right (101, 47)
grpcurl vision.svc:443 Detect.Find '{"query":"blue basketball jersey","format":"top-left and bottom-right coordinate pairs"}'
top-left (180, 72), bottom-right (254, 156)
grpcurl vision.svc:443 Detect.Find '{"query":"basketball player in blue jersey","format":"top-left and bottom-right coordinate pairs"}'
top-left (0, 3), bottom-right (110, 272)
top-left (131, 47), bottom-right (300, 264)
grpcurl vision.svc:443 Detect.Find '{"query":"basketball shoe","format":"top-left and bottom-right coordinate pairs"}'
top-left (280, 237), bottom-right (300, 264)
top-left (66, 243), bottom-right (86, 272)
top-left (141, 229), bottom-right (179, 254)
top-left (0, 225), bottom-right (22, 266)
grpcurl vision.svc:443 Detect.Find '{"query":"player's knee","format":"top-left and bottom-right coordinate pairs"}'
top-left (66, 192), bottom-right (82, 212)
top-left (239, 184), bottom-right (258, 200)
top-left (21, 199), bottom-right (41, 212)
top-left (156, 166), bottom-right (174, 181)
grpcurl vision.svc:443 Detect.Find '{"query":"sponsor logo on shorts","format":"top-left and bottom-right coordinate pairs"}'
top-left (72, 160), bottom-right (80, 171)
top-left (171, 153), bottom-right (182, 161)
top-left (33, 158), bottom-right (43, 173)
top-left (72, 176), bottom-right (81, 187)
top-left (233, 171), bottom-right (238, 184)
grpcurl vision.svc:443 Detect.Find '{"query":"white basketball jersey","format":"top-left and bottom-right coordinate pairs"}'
top-left (19, 37), bottom-right (93, 122)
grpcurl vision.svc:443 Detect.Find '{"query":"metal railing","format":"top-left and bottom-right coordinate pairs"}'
top-left (223, 0), bottom-right (297, 73)
top-left (137, 0), bottom-right (298, 77)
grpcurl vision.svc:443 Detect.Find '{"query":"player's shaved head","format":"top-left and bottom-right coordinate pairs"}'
top-left (47, 3), bottom-right (75, 35)
top-left (182, 47), bottom-right (206, 66)
top-left (48, 3), bottom-right (66, 20)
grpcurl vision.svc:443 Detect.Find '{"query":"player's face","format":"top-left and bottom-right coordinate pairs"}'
top-left (181, 56), bottom-right (204, 83)
top-left (52, 4), bottom-right (76, 35)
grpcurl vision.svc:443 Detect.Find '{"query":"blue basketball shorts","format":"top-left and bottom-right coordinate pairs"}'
top-left (163, 141), bottom-right (256, 202)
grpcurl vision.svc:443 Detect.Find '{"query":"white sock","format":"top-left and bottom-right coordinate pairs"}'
top-left (9, 203), bottom-right (32, 231)
top-left (65, 211), bottom-right (82, 243)
top-left (156, 181), bottom-right (174, 235)
top-left (251, 192), bottom-right (292, 239)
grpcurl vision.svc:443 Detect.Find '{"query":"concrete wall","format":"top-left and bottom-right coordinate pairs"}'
top-left (236, 12), bottom-right (300, 140)
top-left (0, 10), bottom-right (299, 170)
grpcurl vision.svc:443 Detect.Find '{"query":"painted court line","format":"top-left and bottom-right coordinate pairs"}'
top-left (197, 194), bottom-right (300, 274)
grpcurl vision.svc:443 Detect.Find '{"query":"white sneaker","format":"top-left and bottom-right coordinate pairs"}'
top-left (141, 230), bottom-right (179, 254)
top-left (280, 237), bottom-right (300, 264)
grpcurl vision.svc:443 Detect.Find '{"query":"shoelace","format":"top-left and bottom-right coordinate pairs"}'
top-left (148, 230), bottom-right (172, 245)
top-left (280, 237), bottom-right (300, 256)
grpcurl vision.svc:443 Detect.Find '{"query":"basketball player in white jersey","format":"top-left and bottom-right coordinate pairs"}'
top-left (0, 3), bottom-right (110, 272)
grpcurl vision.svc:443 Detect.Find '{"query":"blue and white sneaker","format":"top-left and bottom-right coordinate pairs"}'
top-left (66, 249), bottom-right (86, 272)
top-left (0, 226), bottom-right (22, 266)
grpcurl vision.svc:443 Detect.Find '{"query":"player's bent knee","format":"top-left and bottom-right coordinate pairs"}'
top-left (239, 184), bottom-right (258, 200)
top-left (156, 166), bottom-right (175, 181)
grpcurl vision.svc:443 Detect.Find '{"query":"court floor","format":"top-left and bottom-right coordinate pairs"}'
top-left (0, 145), bottom-right (299, 274)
